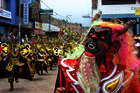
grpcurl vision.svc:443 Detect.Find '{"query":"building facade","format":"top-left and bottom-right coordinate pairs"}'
top-left (0, 0), bottom-right (41, 42)
top-left (0, 0), bottom-right (16, 42)
top-left (92, 0), bottom-right (140, 35)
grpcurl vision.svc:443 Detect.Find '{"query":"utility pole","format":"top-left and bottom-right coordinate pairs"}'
top-left (65, 15), bottom-right (72, 28)
top-left (136, 0), bottom-right (139, 4)
top-left (48, 14), bottom-right (51, 32)
top-left (18, 0), bottom-right (21, 44)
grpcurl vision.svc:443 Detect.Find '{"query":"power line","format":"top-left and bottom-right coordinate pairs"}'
top-left (40, 0), bottom-right (66, 19)
top-left (40, 0), bottom-right (73, 23)
top-left (53, 12), bottom-right (65, 18)
top-left (40, 0), bottom-right (52, 9)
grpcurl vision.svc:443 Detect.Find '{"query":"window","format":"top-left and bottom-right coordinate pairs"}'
top-left (16, 0), bottom-right (19, 16)
top-left (102, 0), bottom-right (138, 5)
top-left (0, 0), bottom-right (3, 8)
top-left (3, 0), bottom-right (7, 9)
top-left (0, 0), bottom-right (8, 9)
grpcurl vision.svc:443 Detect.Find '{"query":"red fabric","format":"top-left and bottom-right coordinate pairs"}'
top-left (99, 64), bottom-right (106, 73)
top-left (104, 43), bottom-right (108, 49)
top-left (58, 58), bottom-right (84, 93)
top-left (84, 52), bottom-right (95, 57)
top-left (58, 55), bottom-right (140, 93)
top-left (0, 46), bottom-right (3, 53)
top-left (59, 69), bottom-right (62, 87)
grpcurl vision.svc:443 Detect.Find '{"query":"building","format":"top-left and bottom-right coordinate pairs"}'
top-left (15, 0), bottom-right (41, 41)
top-left (0, 0), bottom-right (43, 43)
top-left (0, 0), bottom-right (16, 42)
top-left (92, 0), bottom-right (140, 35)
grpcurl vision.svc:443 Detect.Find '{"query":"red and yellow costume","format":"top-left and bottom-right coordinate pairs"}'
top-left (55, 13), bottom-right (140, 93)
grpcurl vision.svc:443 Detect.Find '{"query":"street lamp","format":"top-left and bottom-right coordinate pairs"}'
top-left (82, 14), bottom-right (93, 26)
top-left (65, 15), bottom-right (72, 28)
top-left (66, 15), bottom-right (72, 23)
top-left (19, 0), bottom-right (21, 44)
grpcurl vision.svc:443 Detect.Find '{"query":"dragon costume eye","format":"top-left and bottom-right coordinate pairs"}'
top-left (88, 43), bottom-right (95, 50)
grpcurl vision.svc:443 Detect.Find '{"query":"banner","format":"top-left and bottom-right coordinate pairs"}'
top-left (35, 21), bottom-right (42, 30)
top-left (35, 22), bottom-right (60, 32)
top-left (21, 0), bottom-right (31, 4)
top-left (0, 8), bottom-right (11, 19)
top-left (23, 4), bottom-right (29, 24)
top-left (135, 10), bottom-right (140, 15)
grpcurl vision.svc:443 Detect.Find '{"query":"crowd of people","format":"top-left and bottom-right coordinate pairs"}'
top-left (0, 25), bottom-right (84, 91)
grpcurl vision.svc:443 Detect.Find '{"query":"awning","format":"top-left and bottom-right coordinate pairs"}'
top-left (102, 14), bottom-right (140, 18)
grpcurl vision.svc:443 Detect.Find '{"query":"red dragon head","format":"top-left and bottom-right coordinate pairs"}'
top-left (83, 20), bottom-right (139, 70)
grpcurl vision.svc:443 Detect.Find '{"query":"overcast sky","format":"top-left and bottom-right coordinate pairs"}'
top-left (40, 0), bottom-right (92, 27)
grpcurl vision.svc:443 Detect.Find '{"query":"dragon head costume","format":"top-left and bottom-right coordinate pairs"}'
top-left (55, 11), bottom-right (140, 93)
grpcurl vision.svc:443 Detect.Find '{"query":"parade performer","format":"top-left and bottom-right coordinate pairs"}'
top-left (36, 44), bottom-right (48, 75)
top-left (7, 41), bottom-right (24, 90)
top-left (55, 11), bottom-right (140, 93)
top-left (20, 43), bottom-right (35, 80)
top-left (0, 45), bottom-right (2, 61)
top-left (47, 47), bottom-right (54, 70)
top-left (0, 43), bottom-right (10, 78)
top-left (5, 41), bottom-right (35, 90)
top-left (53, 46), bottom-right (63, 65)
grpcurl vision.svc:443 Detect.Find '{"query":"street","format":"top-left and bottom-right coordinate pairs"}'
top-left (0, 67), bottom-right (58, 93)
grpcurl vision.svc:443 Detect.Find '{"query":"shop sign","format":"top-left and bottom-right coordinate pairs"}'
top-left (35, 22), bottom-right (60, 32)
top-left (21, 0), bottom-right (31, 4)
top-left (131, 6), bottom-right (140, 10)
top-left (135, 10), bottom-right (140, 15)
top-left (42, 23), bottom-right (60, 32)
top-left (35, 21), bottom-right (42, 30)
top-left (23, 3), bottom-right (29, 24)
top-left (42, 23), bottom-right (49, 31)
top-left (0, 8), bottom-right (11, 19)
top-left (40, 9), bottom-right (53, 15)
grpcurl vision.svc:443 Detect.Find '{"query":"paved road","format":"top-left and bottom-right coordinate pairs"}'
top-left (0, 67), bottom-right (58, 93)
